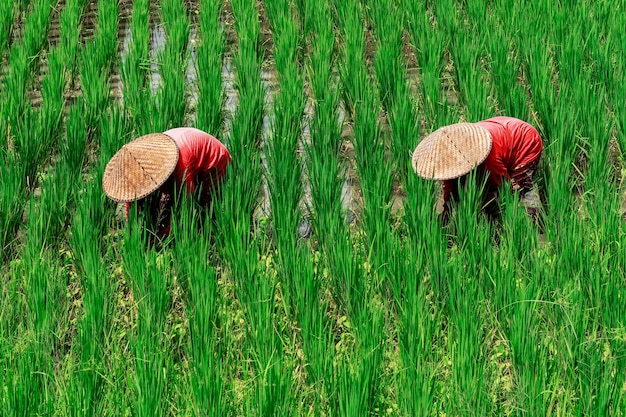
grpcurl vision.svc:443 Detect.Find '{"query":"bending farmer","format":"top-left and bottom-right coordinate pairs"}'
top-left (103, 127), bottom-right (232, 237)
top-left (411, 116), bottom-right (542, 224)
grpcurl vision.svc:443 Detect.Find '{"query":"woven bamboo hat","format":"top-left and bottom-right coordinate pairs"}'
top-left (102, 133), bottom-right (179, 202)
top-left (412, 123), bottom-right (492, 180)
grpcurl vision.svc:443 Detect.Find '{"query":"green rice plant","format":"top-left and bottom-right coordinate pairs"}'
top-left (0, 0), bottom-right (17, 59)
top-left (366, 0), bottom-right (405, 112)
top-left (59, 0), bottom-right (89, 83)
top-left (122, 217), bottom-right (173, 417)
top-left (196, 0), bottom-right (225, 134)
top-left (264, 0), bottom-right (306, 285)
top-left (68, 179), bottom-right (113, 416)
top-left (61, 0), bottom-right (125, 407)
top-left (121, 0), bottom-right (151, 129)
top-left (396, 173), bottom-right (446, 416)
top-left (37, 48), bottom-right (66, 160)
top-left (2, 255), bottom-right (60, 415)
top-left (493, 184), bottom-right (549, 415)
top-left (214, 0), bottom-right (292, 413)
top-left (154, 46), bottom-right (188, 130)
top-left (403, 0), bottom-right (450, 130)
top-left (366, 0), bottom-right (418, 187)
top-left (14, 0), bottom-right (86, 195)
top-left (99, 104), bottom-right (131, 168)
top-left (335, 0), bottom-right (394, 262)
top-left (483, 2), bottom-right (530, 119)
top-left (5, 100), bottom-right (93, 417)
top-left (333, 0), bottom-right (367, 118)
top-left (171, 197), bottom-right (230, 416)
top-left (301, 2), bottom-right (347, 409)
top-left (88, 0), bottom-right (118, 71)
top-left (265, 1), bottom-right (344, 412)
top-left (1, 0), bottom-right (55, 149)
top-left (437, 0), bottom-right (492, 121)
top-left (12, 108), bottom-right (47, 191)
top-left (6, 176), bottom-right (73, 415)
top-left (337, 305), bottom-right (385, 417)
top-left (154, 0), bottom-right (189, 130)
top-left (80, 0), bottom-right (118, 130)
top-left (513, 1), bottom-right (558, 138)
top-left (0, 155), bottom-right (26, 262)
top-left (514, 5), bottom-right (626, 402)
top-left (304, 0), bottom-right (344, 242)
top-left (331, 1), bottom-right (390, 414)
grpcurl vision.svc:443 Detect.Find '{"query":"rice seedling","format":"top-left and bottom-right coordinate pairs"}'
top-left (1, 0), bottom-right (117, 401)
top-left (80, 0), bottom-right (118, 130)
top-left (403, 0), bottom-right (450, 129)
top-left (397, 173), bottom-right (446, 416)
top-left (367, 0), bottom-right (404, 112)
top-left (122, 216), bottom-right (173, 417)
top-left (1, 0), bottom-right (55, 149)
top-left (121, 0), bottom-right (151, 129)
top-left (444, 171), bottom-right (493, 415)
top-left (0, 0), bottom-right (17, 59)
top-left (0, 162), bottom-right (26, 262)
top-left (59, 0), bottom-right (89, 83)
top-left (65, 106), bottom-right (113, 416)
top-left (302, 1), bottom-right (344, 409)
top-left (171, 197), bottom-right (230, 416)
top-left (213, 0), bottom-right (290, 413)
top-left (195, 0), bottom-right (225, 134)
top-left (332, 1), bottom-right (391, 414)
top-left (483, 2), bottom-right (530, 119)
top-left (369, 1), bottom-right (448, 407)
top-left (264, 0), bottom-right (306, 288)
top-left (2, 253), bottom-right (63, 416)
top-left (266, 1), bottom-right (349, 413)
top-left (154, 0), bottom-right (189, 130)
top-left (4, 121), bottom-right (78, 415)
top-left (437, 0), bottom-right (493, 121)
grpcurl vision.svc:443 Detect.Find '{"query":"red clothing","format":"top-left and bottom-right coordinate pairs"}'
top-left (165, 127), bottom-right (231, 193)
top-left (125, 128), bottom-right (231, 222)
top-left (443, 116), bottom-right (542, 204)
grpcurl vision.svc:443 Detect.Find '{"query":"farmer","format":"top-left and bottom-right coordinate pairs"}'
top-left (411, 116), bottom-right (542, 224)
top-left (102, 127), bottom-right (232, 238)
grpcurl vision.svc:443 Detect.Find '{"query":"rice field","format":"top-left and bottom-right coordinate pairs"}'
top-left (1, 0), bottom-right (625, 415)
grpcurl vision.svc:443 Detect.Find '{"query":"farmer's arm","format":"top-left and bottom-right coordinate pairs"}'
top-left (510, 160), bottom-right (541, 223)
top-left (510, 165), bottom-right (534, 194)
top-left (441, 179), bottom-right (457, 225)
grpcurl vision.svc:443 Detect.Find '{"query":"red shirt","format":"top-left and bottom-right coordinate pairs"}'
top-left (165, 127), bottom-right (232, 192)
top-left (443, 116), bottom-right (542, 203)
top-left (125, 128), bottom-right (231, 219)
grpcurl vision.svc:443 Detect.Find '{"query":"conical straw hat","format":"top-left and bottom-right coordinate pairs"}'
top-left (412, 123), bottom-right (492, 180)
top-left (102, 133), bottom-right (179, 202)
